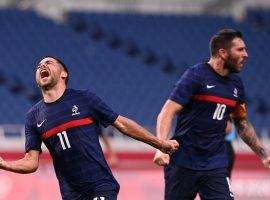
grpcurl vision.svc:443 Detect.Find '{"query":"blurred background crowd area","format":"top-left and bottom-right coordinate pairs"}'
top-left (0, 0), bottom-right (270, 150)
top-left (0, 1), bottom-right (270, 199)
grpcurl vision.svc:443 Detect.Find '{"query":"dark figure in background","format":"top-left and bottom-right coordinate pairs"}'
top-left (225, 119), bottom-right (236, 177)
top-left (100, 127), bottom-right (118, 167)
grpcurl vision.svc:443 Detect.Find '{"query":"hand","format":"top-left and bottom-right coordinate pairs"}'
top-left (0, 156), bottom-right (7, 169)
top-left (160, 139), bottom-right (179, 155)
top-left (153, 150), bottom-right (170, 166)
top-left (262, 156), bottom-right (270, 169)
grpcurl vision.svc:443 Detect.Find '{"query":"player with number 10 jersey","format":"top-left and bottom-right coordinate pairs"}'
top-left (169, 62), bottom-right (245, 169)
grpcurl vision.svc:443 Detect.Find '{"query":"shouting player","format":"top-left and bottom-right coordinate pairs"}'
top-left (153, 29), bottom-right (270, 200)
top-left (0, 56), bottom-right (179, 200)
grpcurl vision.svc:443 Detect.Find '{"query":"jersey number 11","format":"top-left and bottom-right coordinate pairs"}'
top-left (57, 131), bottom-right (71, 150)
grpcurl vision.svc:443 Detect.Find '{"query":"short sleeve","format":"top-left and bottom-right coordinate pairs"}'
top-left (25, 114), bottom-right (42, 153)
top-left (87, 91), bottom-right (119, 127)
top-left (169, 67), bottom-right (201, 106)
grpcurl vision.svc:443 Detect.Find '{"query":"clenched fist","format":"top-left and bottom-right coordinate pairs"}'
top-left (0, 157), bottom-right (7, 169)
top-left (262, 156), bottom-right (270, 169)
top-left (160, 139), bottom-right (179, 155)
top-left (153, 150), bottom-right (170, 166)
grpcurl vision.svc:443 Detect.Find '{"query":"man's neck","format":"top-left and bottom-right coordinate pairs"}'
top-left (42, 85), bottom-right (66, 103)
top-left (208, 58), bottom-right (230, 77)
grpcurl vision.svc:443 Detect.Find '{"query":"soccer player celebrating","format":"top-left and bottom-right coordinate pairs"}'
top-left (0, 56), bottom-right (179, 200)
top-left (153, 29), bottom-right (270, 200)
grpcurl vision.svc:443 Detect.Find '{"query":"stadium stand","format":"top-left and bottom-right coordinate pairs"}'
top-left (0, 8), bottom-right (270, 134)
top-left (246, 8), bottom-right (270, 32)
top-left (0, 6), bottom-right (270, 200)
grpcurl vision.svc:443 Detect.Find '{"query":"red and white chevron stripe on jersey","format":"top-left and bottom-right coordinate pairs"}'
top-left (41, 117), bottom-right (93, 139)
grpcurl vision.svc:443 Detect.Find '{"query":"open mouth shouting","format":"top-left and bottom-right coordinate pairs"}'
top-left (40, 69), bottom-right (50, 80)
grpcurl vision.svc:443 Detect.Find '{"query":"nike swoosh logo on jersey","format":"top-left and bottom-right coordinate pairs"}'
top-left (206, 85), bottom-right (215, 89)
top-left (37, 120), bottom-right (46, 128)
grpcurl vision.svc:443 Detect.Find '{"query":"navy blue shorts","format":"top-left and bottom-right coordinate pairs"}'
top-left (164, 164), bottom-right (234, 200)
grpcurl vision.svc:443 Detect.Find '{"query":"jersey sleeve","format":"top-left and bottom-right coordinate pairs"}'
top-left (86, 91), bottom-right (119, 127)
top-left (25, 113), bottom-right (42, 153)
top-left (169, 67), bottom-right (201, 106)
top-left (231, 78), bottom-right (247, 118)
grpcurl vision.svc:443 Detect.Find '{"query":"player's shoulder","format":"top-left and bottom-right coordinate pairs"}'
top-left (187, 62), bottom-right (208, 73)
top-left (229, 73), bottom-right (242, 81)
top-left (229, 73), bottom-right (244, 86)
top-left (26, 99), bottom-right (44, 118)
top-left (181, 62), bottom-right (207, 80)
top-left (68, 88), bottom-right (98, 99)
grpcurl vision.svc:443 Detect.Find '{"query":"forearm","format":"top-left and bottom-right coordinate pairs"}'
top-left (0, 151), bottom-right (39, 174)
top-left (156, 112), bottom-right (173, 141)
top-left (235, 119), bottom-right (268, 159)
top-left (1, 159), bottom-right (38, 174)
top-left (156, 99), bottom-right (182, 141)
top-left (114, 116), bottom-right (163, 150)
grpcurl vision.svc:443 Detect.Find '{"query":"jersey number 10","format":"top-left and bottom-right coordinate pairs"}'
top-left (213, 103), bottom-right (226, 120)
top-left (57, 131), bottom-right (71, 150)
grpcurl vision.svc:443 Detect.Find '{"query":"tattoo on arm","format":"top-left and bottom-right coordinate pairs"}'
top-left (234, 117), bottom-right (268, 159)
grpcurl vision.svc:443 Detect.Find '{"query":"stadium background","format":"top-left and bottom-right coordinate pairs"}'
top-left (0, 0), bottom-right (270, 199)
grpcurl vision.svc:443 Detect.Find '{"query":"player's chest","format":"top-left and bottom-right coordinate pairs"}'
top-left (198, 76), bottom-right (240, 102)
top-left (35, 102), bottom-right (93, 135)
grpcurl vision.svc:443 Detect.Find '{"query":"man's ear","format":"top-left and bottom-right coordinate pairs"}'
top-left (218, 48), bottom-right (228, 60)
top-left (61, 71), bottom-right (68, 79)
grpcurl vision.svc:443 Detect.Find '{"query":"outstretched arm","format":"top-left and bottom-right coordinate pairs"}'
top-left (233, 117), bottom-right (270, 168)
top-left (0, 150), bottom-right (40, 174)
top-left (154, 100), bottom-right (183, 166)
top-left (113, 115), bottom-right (179, 154)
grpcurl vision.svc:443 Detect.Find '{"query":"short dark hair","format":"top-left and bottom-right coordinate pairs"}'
top-left (43, 55), bottom-right (69, 85)
top-left (209, 29), bottom-right (243, 57)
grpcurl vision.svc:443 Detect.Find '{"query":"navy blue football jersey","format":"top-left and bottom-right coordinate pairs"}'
top-left (25, 89), bottom-right (120, 199)
top-left (169, 63), bottom-right (245, 170)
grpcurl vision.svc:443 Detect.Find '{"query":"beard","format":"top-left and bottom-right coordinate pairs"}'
top-left (37, 77), bottom-right (58, 91)
top-left (223, 54), bottom-right (241, 74)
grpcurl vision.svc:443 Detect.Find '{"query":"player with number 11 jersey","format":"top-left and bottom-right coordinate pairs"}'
top-left (25, 89), bottom-right (120, 199)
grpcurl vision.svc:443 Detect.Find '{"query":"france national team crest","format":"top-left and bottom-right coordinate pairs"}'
top-left (233, 88), bottom-right (238, 98)
top-left (72, 105), bottom-right (80, 116)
